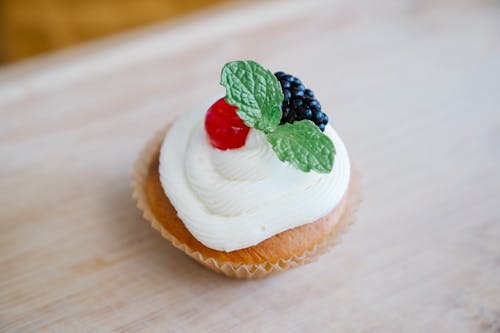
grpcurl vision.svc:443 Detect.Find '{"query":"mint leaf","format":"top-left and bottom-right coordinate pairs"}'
top-left (266, 120), bottom-right (335, 173)
top-left (221, 60), bottom-right (283, 133)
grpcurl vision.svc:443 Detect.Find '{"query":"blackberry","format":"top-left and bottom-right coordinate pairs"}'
top-left (283, 89), bottom-right (292, 100)
top-left (292, 99), bottom-right (303, 108)
top-left (274, 71), bottom-right (329, 131)
top-left (305, 89), bottom-right (314, 98)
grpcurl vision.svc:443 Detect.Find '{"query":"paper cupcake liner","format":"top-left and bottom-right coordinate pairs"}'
top-left (131, 125), bottom-right (362, 279)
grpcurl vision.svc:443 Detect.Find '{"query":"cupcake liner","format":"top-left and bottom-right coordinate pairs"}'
top-left (131, 125), bottom-right (362, 279)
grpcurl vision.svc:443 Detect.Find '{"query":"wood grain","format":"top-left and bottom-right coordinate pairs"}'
top-left (1, 0), bottom-right (499, 332)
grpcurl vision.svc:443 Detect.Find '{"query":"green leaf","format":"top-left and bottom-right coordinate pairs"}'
top-left (266, 120), bottom-right (335, 173)
top-left (221, 60), bottom-right (283, 133)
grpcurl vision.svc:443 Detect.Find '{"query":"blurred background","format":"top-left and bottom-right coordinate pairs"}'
top-left (0, 0), bottom-right (233, 65)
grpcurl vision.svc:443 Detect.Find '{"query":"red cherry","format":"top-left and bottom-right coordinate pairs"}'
top-left (204, 98), bottom-right (250, 150)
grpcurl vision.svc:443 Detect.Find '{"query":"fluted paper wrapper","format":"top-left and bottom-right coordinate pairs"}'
top-left (132, 126), bottom-right (362, 279)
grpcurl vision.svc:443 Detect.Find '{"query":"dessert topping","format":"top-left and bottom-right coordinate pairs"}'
top-left (205, 98), bottom-right (250, 150)
top-left (274, 71), bottom-right (329, 132)
top-left (220, 60), bottom-right (335, 173)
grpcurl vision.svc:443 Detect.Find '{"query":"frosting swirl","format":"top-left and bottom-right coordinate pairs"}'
top-left (159, 101), bottom-right (351, 252)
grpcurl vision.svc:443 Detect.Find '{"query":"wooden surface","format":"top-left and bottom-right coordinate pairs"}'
top-left (1, 0), bottom-right (500, 331)
top-left (0, 0), bottom-right (231, 63)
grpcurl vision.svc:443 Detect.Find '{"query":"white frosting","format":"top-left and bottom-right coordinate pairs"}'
top-left (159, 101), bottom-right (351, 252)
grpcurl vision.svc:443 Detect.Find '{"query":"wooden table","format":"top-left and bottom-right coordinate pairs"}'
top-left (1, 0), bottom-right (499, 331)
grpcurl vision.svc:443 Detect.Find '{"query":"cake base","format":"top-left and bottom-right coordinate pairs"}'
top-left (132, 126), bottom-right (361, 279)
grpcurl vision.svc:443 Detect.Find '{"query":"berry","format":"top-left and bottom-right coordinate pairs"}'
top-left (281, 80), bottom-right (291, 89)
top-left (205, 98), bottom-right (250, 150)
top-left (310, 99), bottom-right (321, 110)
top-left (281, 106), bottom-right (290, 122)
top-left (322, 113), bottom-right (329, 124)
top-left (313, 110), bottom-right (325, 123)
top-left (294, 83), bottom-right (305, 92)
top-left (302, 108), bottom-right (313, 119)
top-left (274, 71), bottom-right (329, 131)
top-left (292, 99), bottom-right (303, 108)
top-left (294, 90), bottom-right (305, 98)
top-left (283, 89), bottom-right (292, 100)
top-left (275, 71), bottom-right (286, 78)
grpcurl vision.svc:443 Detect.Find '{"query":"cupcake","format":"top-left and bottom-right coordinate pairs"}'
top-left (132, 60), bottom-right (360, 278)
